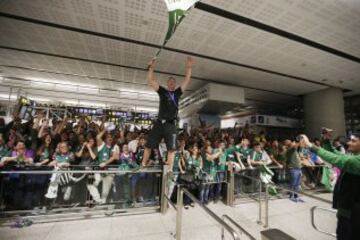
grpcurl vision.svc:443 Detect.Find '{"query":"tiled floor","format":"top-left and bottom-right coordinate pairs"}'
top-left (0, 193), bottom-right (336, 240)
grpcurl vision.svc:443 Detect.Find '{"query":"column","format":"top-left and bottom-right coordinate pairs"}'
top-left (303, 87), bottom-right (346, 139)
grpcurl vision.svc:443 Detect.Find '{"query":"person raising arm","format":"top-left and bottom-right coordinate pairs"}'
top-left (300, 134), bottom-right (360, 176)
top-left (142, 56), bottom-right (193, 173)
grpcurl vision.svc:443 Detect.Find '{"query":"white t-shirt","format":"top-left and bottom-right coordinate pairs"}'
top-left (128, 139), bottom-right (139, 153)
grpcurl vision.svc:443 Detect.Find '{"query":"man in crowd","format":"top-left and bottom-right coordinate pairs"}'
top-left (284, 139), bottom-right (304, 202)
top-left (87, 127), bottom-right (119, 204)
top-left (142, 56), bottom-right (193, 172)
top-left (301, 133), bottom-right (360, 240)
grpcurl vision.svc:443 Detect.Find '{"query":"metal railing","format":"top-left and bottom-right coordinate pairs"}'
top-left (310, 206), bottom-right (337, 238)
top-left (264, 183), bottom-right (333, 228)
top-left (161, 171), bottom-right (247, 240)
top-left (222, 215), bottom-right (256, 240)
top-left (175, 186), bottom-right (241, 240)
top-left (0, 167), bottom-right (163, 222)
top-left (231, 172), bottom-right (264, 225)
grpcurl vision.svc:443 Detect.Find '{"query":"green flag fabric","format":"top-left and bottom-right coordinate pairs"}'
top-left (259, 165), bottom-right (278, 196)
top-left (155, 0), bottom-right (199, 57)
top-left (321, 166), bottom-right (333, 192)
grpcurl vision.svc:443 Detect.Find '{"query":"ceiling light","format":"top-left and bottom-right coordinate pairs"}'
top-left (31, 81), bottom-right (55, 88)
top-left (120, 88), bottom-right (157, 96)
top-left (28, 96), bottom-right (50, 102)
top-left (80, 101), bottom-right (106, 108)
top-left (134, 106), bottom-right (158, 113)
top-left (0, 93), bottom-right (17, 100)
top-left (56, 84), bottom-right (77, 91)
top-left (78, 87), bottom-right (99, 94)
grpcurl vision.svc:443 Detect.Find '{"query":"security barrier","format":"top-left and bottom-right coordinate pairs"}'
top-left (0, 165), bottom-right (163, 223)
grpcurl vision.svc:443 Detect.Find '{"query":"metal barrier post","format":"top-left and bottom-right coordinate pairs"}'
top-left (160, 165), bottom-right (168, 214)
top-left (176, 187), bottom-right (183, 240)
top-left (257, 180), bottom-right (262, 225)
top-left (226, 169), bottom-right (234, 206)
top-left (264, 184), bottom-right (269, 228)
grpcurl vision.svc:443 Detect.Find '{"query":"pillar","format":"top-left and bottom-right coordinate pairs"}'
top-left (303, 87), bottom-right (346, 139)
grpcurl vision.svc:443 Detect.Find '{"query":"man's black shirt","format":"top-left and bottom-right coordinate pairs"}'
top-left (157, 86), bottom-right (182, 120)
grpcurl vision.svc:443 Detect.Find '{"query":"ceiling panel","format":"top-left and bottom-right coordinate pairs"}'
top-left (205, 0), bottom-right (360, 57)
top-left (0, 0), bottom-right (359, 111)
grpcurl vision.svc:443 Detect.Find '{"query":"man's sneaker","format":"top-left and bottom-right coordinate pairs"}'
top-left (296, 198), bottom-right (305, 203)
top-left (289, 197), bottom-right (297, 203)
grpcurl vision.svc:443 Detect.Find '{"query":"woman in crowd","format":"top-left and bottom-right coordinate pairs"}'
top-left (202, 144), bottom-right (222, 204)
top-left (184, 144), bottom-right (203, 209)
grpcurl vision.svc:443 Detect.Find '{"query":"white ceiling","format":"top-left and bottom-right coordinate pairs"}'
top-left (0, 0), bottom-right (359, 112)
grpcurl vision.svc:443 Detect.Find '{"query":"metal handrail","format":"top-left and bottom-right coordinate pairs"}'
top-left (176, 187), bottom-right (240, 240)
top-left (164, 195), bottom-right (177, 211)
top-left (233, 172), bottom-right (264, 225)
top-left (266, 184), bottom-right (333, 204)
top-left (222, 215), bottom-right (256, 240)
top-left (264, 183), bottom-right (333, 228)
top-left (310, 206), bottom-right (337, 238)
top-left (0, 169), bottom-right (162, 174)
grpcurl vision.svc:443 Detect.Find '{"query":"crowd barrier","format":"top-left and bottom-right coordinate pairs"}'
top-left (0, 163), bottom-right (332, 229)
top-left (0, 165), bottom-right (163, 223)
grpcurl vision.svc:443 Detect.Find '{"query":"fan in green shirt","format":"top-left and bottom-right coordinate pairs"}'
top-left (203, 145), bottom-right (222, 180)
top-left (301, 134), bottom-right (360, 176)
top-left (266, 140), bottom-right (285, 169)
top-left (248, 142), bottom-right (272, 169)
top-left (186, 145), bottom-right (203, 179)
top-left (232, 138), bottom-right (252, 170)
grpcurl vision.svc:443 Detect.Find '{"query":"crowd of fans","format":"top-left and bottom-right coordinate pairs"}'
top-left (0, 112), bottom-right (343, 210)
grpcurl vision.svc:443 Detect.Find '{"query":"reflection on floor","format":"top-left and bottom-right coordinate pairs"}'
top-left (0, 193), bottom-right (335, 240)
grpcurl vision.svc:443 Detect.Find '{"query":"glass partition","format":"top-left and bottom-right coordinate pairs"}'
top-left (0, 165), bottom-right (162, 221)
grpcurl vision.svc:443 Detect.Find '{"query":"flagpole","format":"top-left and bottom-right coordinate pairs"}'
top-left (149, 1), bottom-right (200, 62)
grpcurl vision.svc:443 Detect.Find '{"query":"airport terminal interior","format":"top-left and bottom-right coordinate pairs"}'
top-left (0, 0), bottom-right (360, 240)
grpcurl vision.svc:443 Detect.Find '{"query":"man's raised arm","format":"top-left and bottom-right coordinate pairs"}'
top-left (180, 56), bottom-right (193, 92)
top-left (147, 59), bottom-right (159, 91)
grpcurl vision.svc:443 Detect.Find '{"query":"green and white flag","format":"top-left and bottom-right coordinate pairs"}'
top-left (155, 0), bottom-right (199, 57)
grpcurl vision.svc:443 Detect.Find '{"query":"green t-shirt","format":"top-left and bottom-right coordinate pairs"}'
top-left (0, 146), bottom-right (10, 158)
top-left (203, 152), bottom-right (217, 178)
top-left (96, 142), bottom-right (119, 165)
top-left (136, 148), bottom-right (144, 165)
top-left (173, 151), bottom-right (181, 172)
top-left (236, 146), bottom-right (252, 160)
top-left (55, 153), bottom-right (74, 163)
top-left (286, 148), bottom-right (301, 169)
top-left (250, 150), bottom-right (263, 161)
top-left (163, 151), bottom-right (182, 172)
top-left (186, 155), bottom-right (201, 170)
top-left (40, 147), bottom-right (50, 161)
top-left (214, 148), bottom-right (228, 171)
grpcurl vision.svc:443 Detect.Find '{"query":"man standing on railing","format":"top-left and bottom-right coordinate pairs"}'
top-left (142, 56), bottom-right (193, 174)
top-left (300, 133), bottom-right (360, 240)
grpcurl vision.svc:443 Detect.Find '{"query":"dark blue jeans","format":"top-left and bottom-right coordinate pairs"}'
top-left (215, 171), bottom-right (225, 200)
top-left (289, 168), bottom-right (301, 199)
top-left (199, 183), bottom-right (210, 203)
